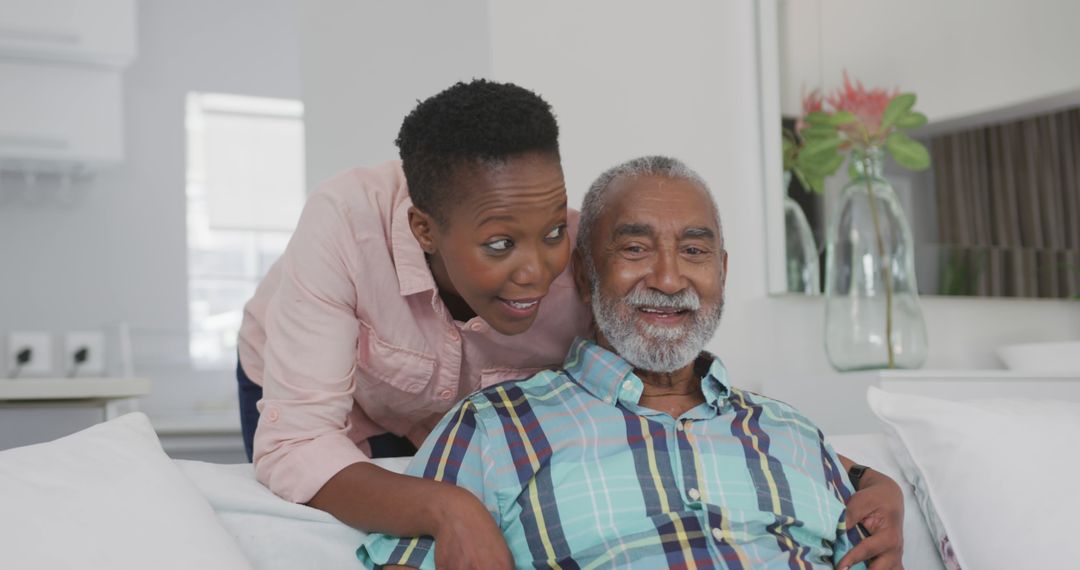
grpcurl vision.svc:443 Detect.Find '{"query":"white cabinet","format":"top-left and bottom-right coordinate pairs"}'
top-left (0, 1), bottom-right (135, 171)
top-left (0, 377), bottom-right (148, 451)
top-left (0, 401), bottom-right (106, 450)
top-left (0, 0), bottom-right (135, 67)
top-left (0, 60), bottom-right (123, 168)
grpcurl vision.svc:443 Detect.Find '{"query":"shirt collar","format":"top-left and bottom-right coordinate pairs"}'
top-left (390, 182), bottom-right (438, 298)
top-left (562, 337), bottom-right (732, 409)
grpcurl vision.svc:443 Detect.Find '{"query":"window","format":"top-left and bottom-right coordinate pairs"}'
top-left (186, 93), bottom-right (305, 368)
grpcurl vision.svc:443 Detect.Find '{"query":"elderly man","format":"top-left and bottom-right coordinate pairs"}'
top-left (360, 156), bottom-right (900, 569)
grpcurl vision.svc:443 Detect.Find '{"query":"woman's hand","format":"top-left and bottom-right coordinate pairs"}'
top-left (428, 484), bottom-right (514, 570)
top-left (837, 469), bottom-right (905, 570)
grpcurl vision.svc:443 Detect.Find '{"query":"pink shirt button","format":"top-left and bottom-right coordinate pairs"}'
top-left (266, 408), bottom-right (280, 422)
top-left (439, 389), bottom-right (453, 400)
top-left (449, 328), bottom-right (460, 341)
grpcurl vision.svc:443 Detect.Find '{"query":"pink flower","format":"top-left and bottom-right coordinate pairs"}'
top-left (826, 71), bottom-right (898, 141)
top-left (796, 88), bottom-right (824, 133)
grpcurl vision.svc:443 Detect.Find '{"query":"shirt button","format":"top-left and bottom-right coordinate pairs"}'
top-left (266, 408), bottom-right (280, 422)
top-left (439, 389), bottom-right (453, 400)
top-left (470, 322), bottom-right (484, 332)
top-left (688, 488), bottom-right (701, 501)
top-left (621, 380), bottom-right (634, 391)
top-left (448, 328), bottom-right (460, 341)
top-left (712, 528), bottom-right (724, 542)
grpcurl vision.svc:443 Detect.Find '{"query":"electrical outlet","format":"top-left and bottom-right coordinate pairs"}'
top-left (64, 331), bottom-right (106, 377)
top-left (6, 332), bottom-right (53, 378)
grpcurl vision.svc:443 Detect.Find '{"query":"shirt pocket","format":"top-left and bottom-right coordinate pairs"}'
top-left (355, 325), bottom-right (437, 421)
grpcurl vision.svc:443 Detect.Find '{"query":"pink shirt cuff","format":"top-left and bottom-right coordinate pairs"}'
top-left (255, 433), bottom-right (371, 504)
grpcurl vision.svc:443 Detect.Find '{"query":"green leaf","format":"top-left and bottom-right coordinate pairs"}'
top-left (880, 93), bottom-right (917, 131)
top-left (830, 111), bottom-right (856, 125)
top-left (799, 136), bottom-right (843, 162)
top-left (847, 158), bottom-right (859, 179)
top-left (799, 125), bottom-right (838, 141)
top-left (796, 151), bottom-right (838, 176)
top-left (805, 111), bottom-right (834, 126)
top-left (820, 153), bottom-right (845, 176)
top-left (886, 131), bottom-right (931, 171)
top-left (895, 111), bottom-right (928, 129)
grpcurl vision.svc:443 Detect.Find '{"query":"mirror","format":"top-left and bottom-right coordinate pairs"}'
top-left (764, 0), bottom-right (1080, 299)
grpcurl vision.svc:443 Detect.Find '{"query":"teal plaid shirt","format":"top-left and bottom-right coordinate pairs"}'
top-left (359, 337), bottom-right (865, 569)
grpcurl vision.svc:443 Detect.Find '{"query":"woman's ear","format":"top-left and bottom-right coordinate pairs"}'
top-left (571, 249), bottom-right (592, 305)
top-left (408, 206), bottom-right (439, 254)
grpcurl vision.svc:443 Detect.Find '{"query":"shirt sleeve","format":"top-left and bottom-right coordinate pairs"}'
top-left (818, 434), bottom-right (868, 570)
top-left (357, 398), bottom-right (498, 570)
top-left (252, 190), bottom-right (372, 504)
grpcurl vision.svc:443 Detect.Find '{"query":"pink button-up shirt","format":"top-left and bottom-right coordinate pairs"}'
top-left (238, 161), bottom-right (591, 503)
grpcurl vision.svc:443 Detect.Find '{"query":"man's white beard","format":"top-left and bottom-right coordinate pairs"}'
top-left (590, 270), bottom-right (724, 373)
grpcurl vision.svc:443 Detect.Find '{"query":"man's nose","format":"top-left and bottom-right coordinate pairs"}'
top-left (645, 248), bottom-right (687, 295)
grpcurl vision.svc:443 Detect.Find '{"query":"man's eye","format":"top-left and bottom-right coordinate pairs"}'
top-left (485, 238), bottom-right (513, 252)
top-left (685, 247), bottom-right (705, 255)
top-left (545, 225), bottom-right (566, 241)
top-left (624, 245), bottom-right (646, 254)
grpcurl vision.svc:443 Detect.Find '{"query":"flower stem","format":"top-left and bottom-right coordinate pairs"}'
top-left (862, 155), bottom-right (895, 368)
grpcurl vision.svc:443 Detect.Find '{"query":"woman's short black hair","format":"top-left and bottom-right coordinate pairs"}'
top-left (396, 79), bottom-right (560, 224)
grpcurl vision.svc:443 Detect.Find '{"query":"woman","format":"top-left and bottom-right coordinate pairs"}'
top-left (237, 80), bottom-right (903, 569)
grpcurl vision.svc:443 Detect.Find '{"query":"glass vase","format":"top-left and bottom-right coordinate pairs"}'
top-left (824, 147), bottom-right (928, 370)
top-left (783, 171), bottom-right (820, 295)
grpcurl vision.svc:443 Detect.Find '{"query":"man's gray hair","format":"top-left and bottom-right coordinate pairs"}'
top-left (576, 155), bottom-right (723, 270)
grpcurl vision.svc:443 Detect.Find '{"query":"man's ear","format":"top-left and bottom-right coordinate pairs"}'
top-left (408, 206), bottom-right (439, 254)
top-left (720, 249), bottom-right (729, 288)
top-left (571, 249), bottom-right (592, 305)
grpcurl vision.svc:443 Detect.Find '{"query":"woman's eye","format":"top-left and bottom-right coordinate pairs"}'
top-left (485, 238), bottom-right (513, 252)
top-left (545, 225), bottom-right (567, 241)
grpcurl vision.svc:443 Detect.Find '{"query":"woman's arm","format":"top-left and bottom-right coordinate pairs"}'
top-left (836, 454), bottom-right (905, 570)
top-left (314, 463), bottom-right (509, 569)
top-left (308, 461), bottom-right (485, 538)
top-left (354, 401), bottom-right (514, 570)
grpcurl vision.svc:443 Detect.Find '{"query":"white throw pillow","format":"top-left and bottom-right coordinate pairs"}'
top-left (867, 387), bottom-right (1080, 570)
top-left (174, 457), bottom-right (410, 570)
top-left (0, 412), bottom-right (252, 570)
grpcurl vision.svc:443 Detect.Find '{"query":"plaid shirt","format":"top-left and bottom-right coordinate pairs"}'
top-left (359, 337), bottom-right (866, 569)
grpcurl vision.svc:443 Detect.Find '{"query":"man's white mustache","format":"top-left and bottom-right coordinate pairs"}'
top-left (623, 287), bottom-right (701, 312)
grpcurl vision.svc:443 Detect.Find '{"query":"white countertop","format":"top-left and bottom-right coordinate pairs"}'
top-left (878, 369), bottom-right (1080, 380)
top-left (0, 377), bottom-right (150, 401)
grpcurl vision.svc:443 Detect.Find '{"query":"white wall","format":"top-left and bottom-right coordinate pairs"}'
top-left (299, 0), bottom-right (1080, 435)
top-left (779, 0), bottom-right (1080, 123)
top-left (3, 0), bottom-right (1076, 439)
top-left (0, 0), bottom-right (301, 418)
top-left (772, 0), bottom-right (1080, 431)
top-left (299, 0), bottom-right (492, 188)
top-left (483, 1), bottom-right (786, 390)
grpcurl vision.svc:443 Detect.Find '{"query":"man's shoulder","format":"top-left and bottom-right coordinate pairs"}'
top-left (727, 386), bottom-right (826, 437)
top-left (463, 368), bottom-right (577, 413)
